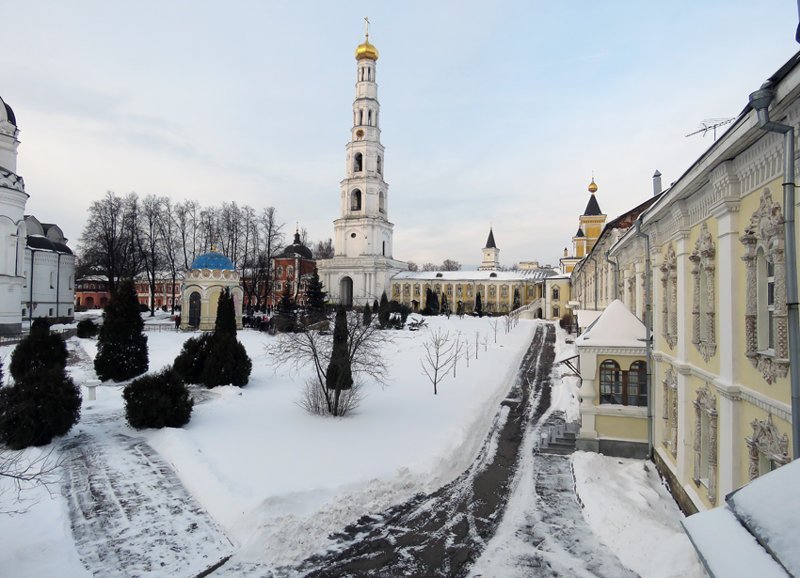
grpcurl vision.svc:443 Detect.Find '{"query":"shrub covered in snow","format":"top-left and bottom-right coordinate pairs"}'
top-left (173, 293), bottom-right (252, 388)
top-left (123, 367), bottom-right (193, 429)
top-left (9, 319), bottom-right (67, 380)
top-left (0, 367), bottom-right (81, 449)
top-left (173, 333), bottom-right (212, 385)
top-left (95, 279), bottom-right (149, 382)
top-left (202, 333), bottom-right (252, 387)
top-left (76, 318), bottom-right (98, 338)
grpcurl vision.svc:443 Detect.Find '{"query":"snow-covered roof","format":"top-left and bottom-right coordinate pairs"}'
top-left (684, 458), bottom-right (800, 576)
top-left (575, 300), bottom-right (646, 349)
top-left (574, 309), bottom-right (602, 329)
top-left (392, 268), bottom-right (557, 282)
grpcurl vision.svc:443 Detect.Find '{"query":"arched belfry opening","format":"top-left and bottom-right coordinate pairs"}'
top-left (351, 189), bottom-right (362, 211)
top-left (354, 152), bottom-right (363, 173)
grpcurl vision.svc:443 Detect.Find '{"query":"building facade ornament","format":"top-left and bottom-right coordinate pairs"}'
top-left (660, 244), bottom-right (678, 349)
top-left (745, 413), bottom-right (789, 481)
top-left (689, 222), bottom-right (717, 361)
top-left (662, 366), bottom-right (678, 456)
top-left (739, 188), bottom-right (789, 383)
top-left (693, 384), bottom-right (718, 504)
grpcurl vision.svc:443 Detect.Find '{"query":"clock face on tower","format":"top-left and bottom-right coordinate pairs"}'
top-left (356, 129), bottom-right (364, 139)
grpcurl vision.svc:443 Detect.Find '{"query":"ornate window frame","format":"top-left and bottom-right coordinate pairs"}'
top-left (746, 414), bottom-right (789, 481)
top-left (693, 384), bottom-right (718, 504)
top-left (662, 367), bottom-right (678, 457)
top-left (740, 188), bottom-right (789, 384)
top-left (689, 222), bottom-right (716, 361)
top-left (660, 244), bottom-right (678, 349)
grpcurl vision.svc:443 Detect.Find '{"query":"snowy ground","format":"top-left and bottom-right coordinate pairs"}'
top-left (0, 314), bottom-right (703, 576)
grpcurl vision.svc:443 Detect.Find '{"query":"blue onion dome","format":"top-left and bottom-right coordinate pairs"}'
top-left (191, 251), bottom-right (235, 271)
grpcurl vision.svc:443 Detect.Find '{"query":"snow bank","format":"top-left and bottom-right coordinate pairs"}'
top-left (572, 451), bottom-right (704, 577)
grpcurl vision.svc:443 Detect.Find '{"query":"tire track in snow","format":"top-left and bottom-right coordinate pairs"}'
top-left (61, 416), bottom-right (233, 578)
top-left (291, 324), bottom-right (556, 577)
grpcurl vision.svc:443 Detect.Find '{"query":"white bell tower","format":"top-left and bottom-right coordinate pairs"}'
top-left (317, 20), bottom-right (408, 306)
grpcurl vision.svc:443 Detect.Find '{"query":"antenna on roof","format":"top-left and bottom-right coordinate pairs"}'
top-left (685, 118), bottom-right (735, 141)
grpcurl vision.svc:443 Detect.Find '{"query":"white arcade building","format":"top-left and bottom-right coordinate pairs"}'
top-left (317, 26), bottom-right (408, 306)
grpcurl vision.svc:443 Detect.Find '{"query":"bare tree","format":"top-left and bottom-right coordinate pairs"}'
top-left (139, 194), bottom-right (164, 316)
top-left (421, 262), bottom-right (437, 272)
top-left (406, 261), bottom-right (419, 272)
top-left (156, 197), bottom-right (183, 313)
top-left (451, 331), bottom-right (466, 377)
top-left (267, 310), bottom-right (390, 416)
top-left (174, 199), bottom-right (200, 270)
top-left (441, 259), bottom-right (461, 271)
top-left (257, 207), bottom-right (284, 310)
top-left (313, 238), bottom-right (335, 259)
top-left (421, 328), bottom-right (458, 395)
top-left (79, 191), bottom-right (135, 292)
top-left (489, 317), bottom-right (500, 343)
top-left (0, 448), bottom-right (63, 515)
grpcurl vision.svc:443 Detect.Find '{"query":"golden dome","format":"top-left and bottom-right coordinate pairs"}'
top-left (355, 40), bottom-right (379, 61)
top-left (588, 178), bottom-right (598, 193)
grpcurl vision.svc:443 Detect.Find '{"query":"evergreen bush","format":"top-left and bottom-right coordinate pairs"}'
top-left (214, 288), bottom-right (237, 336)
top-left (305, 268), bottom-right (327, 323)
top-left (378, 292), bottom-right (390, 327)
top-left (475, 292), bottom-right (483, 317)
top-left (200, 333), bottom-right (252, 387)
top-left (275, 284), bottom-right (297, 333)
top-left (362, 302), bottom-right (372, 326)
top-left (0, 367), bottom-right (81, 449)
top-left (123, 367), bottom-right (193, 429)
top-left (76, 318), bottom-right (98, 338)
top-left (326, 306), bottom-right (353, 393)
top-left (10, 319), bottom-right (67, 381)
top-left (94, 279), bottom-right (149, 382)
top-left (173, 333), bottom-right (213, 385)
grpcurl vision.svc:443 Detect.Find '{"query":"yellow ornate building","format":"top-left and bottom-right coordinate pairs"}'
top-left (570, 51), bottom-right (800, 513)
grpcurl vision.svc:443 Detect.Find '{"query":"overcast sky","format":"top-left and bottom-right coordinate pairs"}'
top-left (3, 1), bottom-right (799, 267)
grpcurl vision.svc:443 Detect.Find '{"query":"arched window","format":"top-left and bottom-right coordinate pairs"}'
top-left (351, 189), bottom-right (362, 211)
top-left (354, 153), bottom-right (363, 173)
top-left (382, 241), bottom-right (386, 256)
top-left (552, 286), bottom-right (560, 301)
top-left (287, 266), bottom-right (294, 278)
top-left (377, 156), bottom-right (382, 175)
top-left (628, 361), bottom-right (647, 407)
top-left (276, 266), bottom-right (283, 277)
top-left (379, 191), bottom-right (385, 213)
top-left (757, 248), bottom-right (775, 351)
top-left (368, 110), bottom-right (372, 126)
top-left (599, 360), bottom-right (622, 404)
top-left (49, 271), bottom-right (54, 289)
top-left (358, 110), bottom-right (363, 125)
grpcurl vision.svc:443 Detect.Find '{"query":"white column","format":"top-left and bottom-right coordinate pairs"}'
top-left (676, 235), bottom-right (690, 361)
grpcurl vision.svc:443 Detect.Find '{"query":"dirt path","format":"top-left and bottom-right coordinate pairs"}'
top-left (61, 411), bottom-right (233, 578)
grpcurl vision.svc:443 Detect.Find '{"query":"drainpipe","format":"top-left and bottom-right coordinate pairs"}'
top-left (634, 217), bottom-right (653, 458)
top-left (606, 250), bottom-right (619, 301)
top-left (56, 253), bottom-right (61, 320)
top-left (29, 249), bottom-right (35, 323)
top-left (749, 82), bottom-right (800, 460)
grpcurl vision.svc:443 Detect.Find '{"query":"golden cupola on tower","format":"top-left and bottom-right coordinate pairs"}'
top-left (355, 17), bottom-right (379, 60)
top-left (588, 177), bottom-right (598, 193)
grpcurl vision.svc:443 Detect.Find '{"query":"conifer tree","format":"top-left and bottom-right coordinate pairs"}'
top-left (513, 287), bottom-right (521, 310)
top-left (275, 284), bottom-right (297, 332)
top-left (124, 367), bottom-right (193, 429)
top-left (428, 291), bottom-right (440, 316)
top-left (9, 319), bottom-right (67, 380)
top-left (214, 288), bottom-right (237, 336)
top-left (305, 268), bottom-right (327, 323)
top-left (95, 278), bottom-right (149, 381)
top-left (475, 291), bottom-right (483, 317)
top-left (325, 306), bottom-right (353, 416)
top-left (378, 291), bottom-right (390, 327)
top-left (362, 302), bottom-right (372, 326)
top-left (440, 293), bottom-right (449, 315)
top-left (373, 299), bottom-right (379, 314)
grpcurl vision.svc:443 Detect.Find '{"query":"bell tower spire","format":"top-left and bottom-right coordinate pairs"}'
top-left (317, 23), bottom-right (408, 307)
